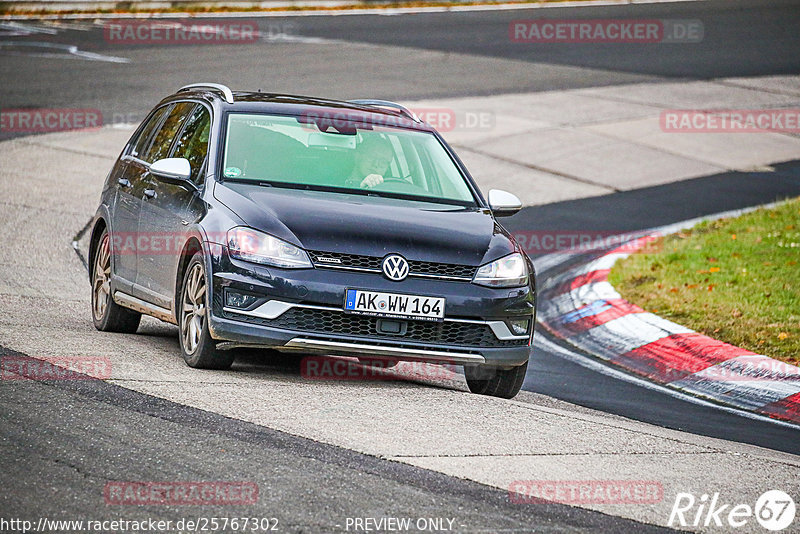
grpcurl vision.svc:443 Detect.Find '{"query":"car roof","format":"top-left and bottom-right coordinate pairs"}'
top-left (172, 85), bottom-right (434, 132)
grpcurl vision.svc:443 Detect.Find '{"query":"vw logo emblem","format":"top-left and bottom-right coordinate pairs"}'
top-left (382, 254), bottom-right (409, 281)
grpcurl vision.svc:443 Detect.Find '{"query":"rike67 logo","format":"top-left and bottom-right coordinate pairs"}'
top-left (668, 490), bottom-right (795, 531)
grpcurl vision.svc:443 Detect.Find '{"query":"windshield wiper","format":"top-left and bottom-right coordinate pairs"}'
top-left (225, 178), bottom-right (274, 187)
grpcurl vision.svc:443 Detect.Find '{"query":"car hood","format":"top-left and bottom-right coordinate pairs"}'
top-left (213, 182), bottom-right (517, 266)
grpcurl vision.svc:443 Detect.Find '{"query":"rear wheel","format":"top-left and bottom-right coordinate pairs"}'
top-left (91, 230), bottom-right (141, 333)
top-left (179, 253), bottom-right (234, 370)
top-left (464, 361), bottom-right (528, 399)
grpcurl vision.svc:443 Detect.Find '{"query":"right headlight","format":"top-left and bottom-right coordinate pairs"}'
top-left (226, 227), bottom-right (312, 269)
top-left (472, 253), bottom-right (529, 288)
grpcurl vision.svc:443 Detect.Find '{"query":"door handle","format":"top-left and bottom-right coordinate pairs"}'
top-left (143, 189), bottom-right (157, 199)
top-left (118, 178), bottom-right (132, 188)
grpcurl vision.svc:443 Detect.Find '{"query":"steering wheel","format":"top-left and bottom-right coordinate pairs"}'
top-left (370, 177), bottom-right (427, 195)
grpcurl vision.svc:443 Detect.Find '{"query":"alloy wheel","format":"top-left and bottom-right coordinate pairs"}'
top-left (92, 234), bottom-right (111, 321)
top-left (181, 263), bottom-right (206, 355)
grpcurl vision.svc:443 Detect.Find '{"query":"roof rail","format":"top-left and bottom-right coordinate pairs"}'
top-left (179, 83), bottom-right (234, 104)
top-left (349, 99), bottom-right (421, 123)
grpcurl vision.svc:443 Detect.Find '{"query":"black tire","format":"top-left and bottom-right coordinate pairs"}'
top-left (91, 229), bottom-right (141, 333)
top-left (358, 357), bottom-right (398, 369)
top-left (178, 252), bottom-right (234, 370)
top-left (464, 361), bottom-right (528, 399)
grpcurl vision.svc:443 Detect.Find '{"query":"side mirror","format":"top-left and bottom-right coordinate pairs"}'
top-left (487, 189), bottom-right (522, 217)
top-left (150, 158), bottom-right (196, 189)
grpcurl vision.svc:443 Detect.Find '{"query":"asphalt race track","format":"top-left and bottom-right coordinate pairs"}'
top-left (2, 0), bottom-right (800, 531)
top-left (2, 0), bottom-right (799, 132)
top-left (3, 346), bottom-right (667, 532)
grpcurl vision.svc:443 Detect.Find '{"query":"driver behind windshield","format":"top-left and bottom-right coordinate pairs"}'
top-left (344, 136), bottom-right (393, 189)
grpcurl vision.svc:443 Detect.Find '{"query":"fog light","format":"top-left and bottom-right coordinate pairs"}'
top-left (225, 290), bottom-right (258, 309)
top-left (508, 318), bottom-right (530, 336)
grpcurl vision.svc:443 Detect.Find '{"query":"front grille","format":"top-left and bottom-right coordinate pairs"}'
top-left (223, 307), bottom-right (527, 348)
top-left (307, 250), bottom-right (476, 280)
top-left (407, 259), bottom-right (475, 279)
top-left (308, 251), bottom-right (381, 270)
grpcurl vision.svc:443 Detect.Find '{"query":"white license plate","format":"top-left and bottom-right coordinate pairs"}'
top-left (344, 289), bottom-right (445, 322)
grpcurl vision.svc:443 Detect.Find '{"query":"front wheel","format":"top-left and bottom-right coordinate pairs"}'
top-left (464, 361), bottom-right (528, 399)
top-left (178, 253), bottom-right (234, 370)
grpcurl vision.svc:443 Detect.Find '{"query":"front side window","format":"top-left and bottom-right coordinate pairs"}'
top-left (144, 102), bottom-right (196, 164)
top-left (130, 105), bottom-right (170, 159)
top-left (172, 105), bottom-right (211, 185)
top-left (221, 113), bottom-right (476, 205)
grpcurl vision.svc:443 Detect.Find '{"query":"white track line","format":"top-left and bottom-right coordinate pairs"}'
top-left (0, 41), bottom-right (130, 62)
top-left (0, 21), bottom-right (58, 35)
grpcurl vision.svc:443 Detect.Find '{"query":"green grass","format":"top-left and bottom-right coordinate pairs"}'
top-left (608, 197), bottom-right (800, 365)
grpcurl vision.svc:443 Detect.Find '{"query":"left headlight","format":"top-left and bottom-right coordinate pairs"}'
top-left (472, 253), bottom-right (529, 288)
top-left (226, 227), bottom-right (313, 269)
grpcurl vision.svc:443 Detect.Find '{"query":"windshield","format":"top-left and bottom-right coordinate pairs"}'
top-left (221, 112), bottom-right (476, 205)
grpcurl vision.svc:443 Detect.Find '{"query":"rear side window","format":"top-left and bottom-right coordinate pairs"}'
top-left (171, 105), bottom-right (211, 185)
top-left (144, 102), bottom-right (196, 164)
top-left (130, 106), bottom-right (170, 159)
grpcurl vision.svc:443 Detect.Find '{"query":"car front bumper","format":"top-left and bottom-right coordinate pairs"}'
top-left (205, 244), bottom-right (535, 367)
